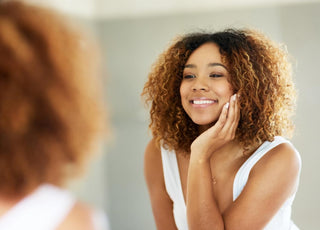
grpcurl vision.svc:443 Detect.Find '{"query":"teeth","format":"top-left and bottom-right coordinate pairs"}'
top-left (193, 100), bottom-right (214, 105)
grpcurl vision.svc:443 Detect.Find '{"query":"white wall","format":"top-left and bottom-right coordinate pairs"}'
top-left (279, 4), bottom-right (320, 225)
top-left (22, 0), bottom-right (319, 19)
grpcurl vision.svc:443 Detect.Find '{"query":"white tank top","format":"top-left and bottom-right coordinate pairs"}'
top-left (161, 136), bottom-right (301, 230)
top-left (0, 184), bottom-right (76, 230)
top-left (0, 184), bottom-right (110, 230)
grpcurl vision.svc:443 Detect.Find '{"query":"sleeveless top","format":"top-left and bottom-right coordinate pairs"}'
top-left (161, 136), bottom-right (301, 230)
top-left (0, 184), bottom-right (110, 230)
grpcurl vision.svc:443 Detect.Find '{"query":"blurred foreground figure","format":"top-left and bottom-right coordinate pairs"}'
top-left (0, 1), bottom-right (109, 229)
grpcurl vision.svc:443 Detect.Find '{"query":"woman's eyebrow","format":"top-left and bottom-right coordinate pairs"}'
top-left (184, 63), bottom-right (228, 70)
top-left (184, 64), bottom-right (196, 69)
top-left (208, 63), bottom-right (228, 70)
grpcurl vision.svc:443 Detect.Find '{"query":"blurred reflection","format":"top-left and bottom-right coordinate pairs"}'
top-left (0, 1), bottom-right (109, 229)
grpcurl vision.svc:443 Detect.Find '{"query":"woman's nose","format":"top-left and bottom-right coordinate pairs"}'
top-left (192, 77), bottom-right (209, 91)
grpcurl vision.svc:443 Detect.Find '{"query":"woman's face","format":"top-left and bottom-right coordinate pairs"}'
top-left (180, 42), bottom-right (234, 131)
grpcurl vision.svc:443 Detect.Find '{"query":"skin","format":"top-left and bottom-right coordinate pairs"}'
top-left (144, 42), bottom-right (301, 230)
top-left (180, 43), bottom-right (233, 131)
top-left (57, 202), bottom-right (97, 230)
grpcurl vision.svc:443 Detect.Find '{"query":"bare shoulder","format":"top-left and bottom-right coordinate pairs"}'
top-left (252, 141), bottom-right (301, 177)
top-left (249, 141), bottom-right (301, 196)
top-left (144, 138), bottom-right (163, 186)
top-left (144, 138), bottom-right (161, 159)
top-left (57, 201), bottom-right (96, 230)
top-left (224, 141), bottom-right (301, 228)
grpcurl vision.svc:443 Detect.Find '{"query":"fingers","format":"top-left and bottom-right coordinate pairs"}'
top-left (191, 94), bottom-right (240, 156)
top-left (229, 94), bottom-right (240, 136)
top-left (221, 94), bottom-right (240, 137)
top-left (234, 94), bottom-right (240, 123)
top-left (214, 101), bottom-right (229, 131)
top-left (206, 93), bottom-right (240, 139)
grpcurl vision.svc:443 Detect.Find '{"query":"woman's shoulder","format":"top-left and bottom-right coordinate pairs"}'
top-left (144, 138), bottom-right (163, 168)
top-left (144, 138), bottom-right (165, 188)
top-left (251, 138), bottom-right (301, 185)
top-left (57, 201), bottom-right (108, 230)
top-left (256, 137), bottom-right (300, 169)
top-left (145, 138), bottom-right (161, 155)
top-left (237, 138), bottom-right (301, 213)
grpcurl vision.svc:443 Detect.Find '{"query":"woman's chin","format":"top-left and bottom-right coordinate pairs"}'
top-left (192, 119), bottom-right (217, 130)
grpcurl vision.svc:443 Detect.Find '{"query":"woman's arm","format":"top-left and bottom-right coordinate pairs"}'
top-left (144, 139), bottom-right (178, 230)
top-left (187, 156), bottom-right (224, 230)
top-left (222, 142), bottom-right (300, 229)
top-left (187, 95), bottom-right (238, 230)
top-left (187, 142), bottom-right (300, 230)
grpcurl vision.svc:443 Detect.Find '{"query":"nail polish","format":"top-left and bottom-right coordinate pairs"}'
top-left (232, 94), bottom-right (237, 101)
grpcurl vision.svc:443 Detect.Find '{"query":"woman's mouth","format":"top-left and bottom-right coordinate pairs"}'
top-left (190, 99), bottom-right (218, 107)
top-left (191, 99), bottom-right (216, 105)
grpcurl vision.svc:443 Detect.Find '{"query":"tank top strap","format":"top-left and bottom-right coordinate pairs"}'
top-left (0, 184), bottom-right (76, 230)
top-left (233, 136), bottom-right (290, 200)
top-left (160, 147), bottom-right (185, 205)
top-left (161, 147), bottom-right (188, 230)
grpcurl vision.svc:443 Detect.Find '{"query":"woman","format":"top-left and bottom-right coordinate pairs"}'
top-left (142, 29), bottom-right (301, 229)
top-left (0, 1), bottom-right (109, 229)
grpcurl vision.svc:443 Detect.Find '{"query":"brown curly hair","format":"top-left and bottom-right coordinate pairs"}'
top-left (142, 28), bottom-right (296, 154)
top-left (0, 1), bottom-right (106, 196)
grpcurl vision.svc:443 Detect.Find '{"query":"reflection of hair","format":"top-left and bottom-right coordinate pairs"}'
top-left (0, 1), bottom-right (106, 196)
top-left (142, 28), bottom-right (296, 153)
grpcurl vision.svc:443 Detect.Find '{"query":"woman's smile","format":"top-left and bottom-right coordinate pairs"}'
top-left (190, 98), bottom-right (218, 107)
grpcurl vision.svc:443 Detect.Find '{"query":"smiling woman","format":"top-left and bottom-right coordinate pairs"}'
top-left (141, 29), bottom-right (300, 230)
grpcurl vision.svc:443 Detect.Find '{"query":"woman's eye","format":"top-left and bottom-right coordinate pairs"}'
top-left (183, 74), bottom-right (196, 79)
top-left (209, 74), bottom-right (223, 78)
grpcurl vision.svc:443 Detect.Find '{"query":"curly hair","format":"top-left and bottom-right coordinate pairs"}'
top-left (0, 1), bottom-right (106, 196)
top-left (142, 28), bottom-right (296, 154)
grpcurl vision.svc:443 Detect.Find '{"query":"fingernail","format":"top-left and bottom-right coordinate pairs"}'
top-left (232, 94), bottom-right (237, 101)
top-left (225, 102), bottom-right (230, 109)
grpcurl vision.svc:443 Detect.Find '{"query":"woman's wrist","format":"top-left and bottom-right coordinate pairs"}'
top-left (190, 150), bottom-right (211, 164)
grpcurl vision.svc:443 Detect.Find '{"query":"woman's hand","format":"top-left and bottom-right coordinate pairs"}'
top-left (186, 93), bottom-right (240, 229)
top-left (190, 93), bottom-right (240, 161)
